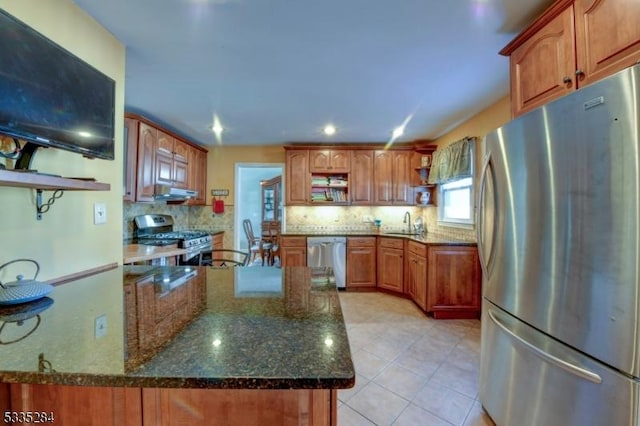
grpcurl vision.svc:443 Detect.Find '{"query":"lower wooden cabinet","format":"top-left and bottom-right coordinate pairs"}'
top-left (346, 237), bottom-right (376, 290)
top-left (4, 384), bottom-right (142, 426)
top-left (212, 232), bottom-right (224, 250)
top-left (280, 236), bottom-right (307, 266)
top-left (372, 238), bottom-right (480, 318)
top-left (406, 241), bottom-right (427, 311)
top-left (2, 384), bottom-right (336, 426)
top-left (427, 245), bottom-right (481, 319)
top-left (376, 238), bottom-right (404, 293)
top-left (142, 388), bottom-right (334, 426)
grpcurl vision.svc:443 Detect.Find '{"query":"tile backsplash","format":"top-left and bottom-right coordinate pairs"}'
top-left (123, 202), bottom-right (476, 246)
top-left (285, 205), bottom-right (476, 241)
top-left (123, 202), bottom-right (234, 244)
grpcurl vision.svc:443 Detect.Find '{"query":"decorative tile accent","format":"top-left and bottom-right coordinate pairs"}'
top-left (285, 206), bottom-right (426, 234)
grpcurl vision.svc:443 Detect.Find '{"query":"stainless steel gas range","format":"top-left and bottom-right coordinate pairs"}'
top-left (134, 214), bottom-right (211, 265)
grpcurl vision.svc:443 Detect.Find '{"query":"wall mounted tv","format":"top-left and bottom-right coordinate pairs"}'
top-left (0, 9), bottom-right (115, 166)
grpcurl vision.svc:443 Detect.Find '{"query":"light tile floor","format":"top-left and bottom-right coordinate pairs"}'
top-left (337, 292), bottom-right (495, 426)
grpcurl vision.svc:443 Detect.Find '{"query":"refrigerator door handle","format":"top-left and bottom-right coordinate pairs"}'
top-left (488, 310), bottom-right (602, 384)
top-left (476, 152), bottom-right (495, 278)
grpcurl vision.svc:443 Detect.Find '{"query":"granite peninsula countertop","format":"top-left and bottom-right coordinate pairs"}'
top-left (0, 266), bottom-right (355, 390)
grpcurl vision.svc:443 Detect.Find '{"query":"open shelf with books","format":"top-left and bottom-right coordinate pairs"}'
top-left (310, 173), bottom-right (349, 204)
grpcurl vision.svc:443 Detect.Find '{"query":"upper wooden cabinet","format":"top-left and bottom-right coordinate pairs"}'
top-left (507, 6), bottom-right (576, 117)
top-left (502, 0), bottom-right (640, 117)
top-left (136, 122), bottom-right (157, 202)
top-left (187, 146), bottom-right (207, 206)
top-left (373, 150), bottom-right (412, 205)
top-left (309, 149), bottom-right (350, 172)
top-left (350, 150), bottom-right (374, 205)
top-left (285, 149), bottom-right (309, 205)
top-left (123, 117), bottom-right (139, 201)
top-left (155, 130), bottom-right (189, 189)
top-left (574, 0), bottom-right (640, 86)
top-left (285, 146), bottom-right (423, 206)
top-left (126, 114), bottom-right (207, 203)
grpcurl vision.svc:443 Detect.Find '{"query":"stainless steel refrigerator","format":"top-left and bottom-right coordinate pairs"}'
top-left (478, 64), bottom-right (640, 426)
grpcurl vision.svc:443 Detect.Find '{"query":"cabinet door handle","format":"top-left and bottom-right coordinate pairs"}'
top-left (575, 69), bottom-right (585, 78)
top-left (562, 76), bottom-right (572, 84)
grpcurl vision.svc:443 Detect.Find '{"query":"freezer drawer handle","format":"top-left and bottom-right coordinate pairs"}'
top-left (488, 310), bottom-right (602, 384)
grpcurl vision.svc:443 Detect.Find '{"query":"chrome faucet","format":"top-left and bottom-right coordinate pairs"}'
top-left (414, 216), bottom-right (425, 235)
top-left (403, 211), bottom-right (411, 234)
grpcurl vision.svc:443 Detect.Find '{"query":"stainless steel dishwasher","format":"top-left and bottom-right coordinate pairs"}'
top-left (306, 236), bottom-right (346, 289)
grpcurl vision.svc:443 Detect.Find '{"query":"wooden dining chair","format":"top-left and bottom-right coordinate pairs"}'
top-left (267, 222), bottom-right (280, 267)
top-left (242, 219), bottom-right (271, 266)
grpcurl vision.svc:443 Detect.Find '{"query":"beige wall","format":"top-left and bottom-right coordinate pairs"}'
top-left (207, 145), bottom-right (286, 206)
top-left (0, 0), bottom-right (125, 280)
top-left (422, 96), bottom-right (511, 239)
top-left (432, 96), bottom-right (511, 148)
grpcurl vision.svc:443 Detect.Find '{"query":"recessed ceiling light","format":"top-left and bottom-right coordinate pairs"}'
top-left (210, 114), bottom-right (224, 141)
top-left (323, 124), bottom-right (336, 136)
top-left (211, 123), bottom-right (223, 135)
top-left (392, 126), bottom-right (404, 139)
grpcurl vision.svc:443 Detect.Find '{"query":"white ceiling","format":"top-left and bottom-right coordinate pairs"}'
top-left (73, 0), bottom-right (553, 147)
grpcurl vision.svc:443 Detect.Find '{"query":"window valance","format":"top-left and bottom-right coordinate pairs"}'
top-left (428, 136), bottom-right (475, 184)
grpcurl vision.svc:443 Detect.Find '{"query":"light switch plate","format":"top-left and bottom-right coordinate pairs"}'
top-left (94, 202), bottom-right (107, 225)
top-left (94, 314), bottom-right (107, 339)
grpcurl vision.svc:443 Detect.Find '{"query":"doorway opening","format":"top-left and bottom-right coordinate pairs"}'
top-left (234, 163), bottom-right (285, 253)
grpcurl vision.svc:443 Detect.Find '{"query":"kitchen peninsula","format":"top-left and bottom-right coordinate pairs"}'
top-left (0, 265), bottom-right (354, 425)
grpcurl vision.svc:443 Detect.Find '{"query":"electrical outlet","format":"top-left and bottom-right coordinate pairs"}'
top-left (94, 202), bottom-right (107, 225)
top-left (94, 314), bottom-right (107, 339)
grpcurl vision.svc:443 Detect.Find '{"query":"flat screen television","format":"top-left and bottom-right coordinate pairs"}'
top-left (0, 9), bottom-right (115, 165)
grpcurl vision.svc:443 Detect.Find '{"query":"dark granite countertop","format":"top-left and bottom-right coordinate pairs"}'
top-left (282, 231), bottom-right (476, 246)
top-left (0, 266), bottom-right (354, 390)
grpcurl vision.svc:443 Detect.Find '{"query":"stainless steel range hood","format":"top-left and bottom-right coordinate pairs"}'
top-left (153, 184), bottom-right (197, 201)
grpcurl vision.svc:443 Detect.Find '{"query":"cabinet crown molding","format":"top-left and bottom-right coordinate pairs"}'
top-left (125, 112), bottom-right (208, 153)
top-left (499, 0), bottom-right (574, 56)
